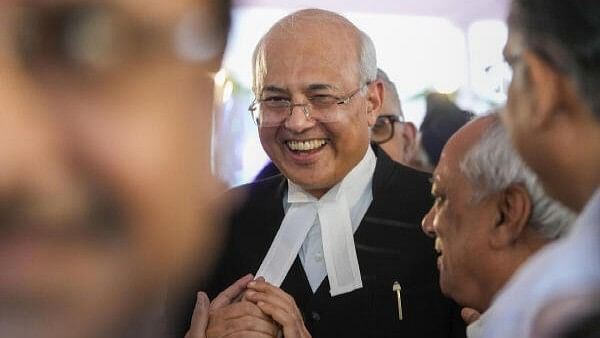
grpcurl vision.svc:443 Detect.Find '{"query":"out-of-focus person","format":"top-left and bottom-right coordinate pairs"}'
top-left (0, 1), bottom-right (230, 338)
top-left (411, 93), bottom-right (474, 173)
top-left (370, 68), bottom-right (418, 165)
top-left (421, 113), bottom-right (575, 338)
top-left (480, 0), bottom-right (600, 337)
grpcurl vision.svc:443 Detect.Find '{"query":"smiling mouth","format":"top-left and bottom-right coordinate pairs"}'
top-left (285, 139), bottom-right (328, 152)
top-left (434, 238), bottom-right (442, 253)
top-left (434, 238), bottom-right (443, 256)
top-left (434, 238), bottom-right (443, 270)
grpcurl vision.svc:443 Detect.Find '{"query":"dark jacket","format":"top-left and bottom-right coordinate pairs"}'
top-left (174, 147), bottom-right (465, 338)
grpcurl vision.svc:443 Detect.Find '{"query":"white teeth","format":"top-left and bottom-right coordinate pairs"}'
top-left (434, 238), bottom-right (442, 254)
top-left (287, 139), bottom-right (327, 151)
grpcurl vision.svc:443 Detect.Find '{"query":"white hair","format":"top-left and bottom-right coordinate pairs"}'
top-left (358, 30), bottom-right (377, 85)
top-left (459, 114), bottom-right (576, 239)
top-left (251, 9), bottom-right (377, 95)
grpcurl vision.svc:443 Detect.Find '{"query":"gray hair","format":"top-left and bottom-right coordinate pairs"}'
top-left (376, 68), bottom-right (403, 117)
top-left (459, 114), bottom-right (576, 239)
top-left (358, 30), bottom-right (377, 85)
top-left (251, 9), bottom-right (377, 95)
top-left (509, 0), bottom-right (600, 121)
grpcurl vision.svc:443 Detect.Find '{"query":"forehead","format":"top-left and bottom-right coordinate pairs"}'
top-left (433, 118), bottom-right (493, 188)
top-left (433, 144), bottom-right (467, 190)
top-left (260, 19), bottom-right (361, 87)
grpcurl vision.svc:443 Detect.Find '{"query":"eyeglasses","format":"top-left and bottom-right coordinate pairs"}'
top-left (248, 83), bottom-right (369, 127)
top-left (371, 114), bottom-right (404, 144)
top-left (5, 3), bottom-right (221, 83)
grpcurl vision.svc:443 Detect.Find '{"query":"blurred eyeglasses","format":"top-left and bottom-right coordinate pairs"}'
top-left (6, 3), bottom-right (220, 82)
top-left (371, 114), bottom-right (404, 144)
top-left (248, 83), bottom-right (369, 127)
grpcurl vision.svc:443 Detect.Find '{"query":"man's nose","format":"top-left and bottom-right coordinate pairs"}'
top-left (421, 208), bottom-right (436, 238)
top-left (283, 104), bottom-right (315, 132)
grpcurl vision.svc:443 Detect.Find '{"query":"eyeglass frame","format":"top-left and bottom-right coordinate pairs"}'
top-left (372, 114), bottom-right (405, 145)
top-left (248, 82), bottom-right (370, 127)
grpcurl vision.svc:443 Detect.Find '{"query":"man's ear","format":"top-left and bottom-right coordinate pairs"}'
top-left (399, 121), bottom-right (417, 160)
top-left (489, 184), bottom-right (532, 249)
top-left (366, 80), bottom-right (384, 127)
top-left (522, 50), bottom-right (569, 130)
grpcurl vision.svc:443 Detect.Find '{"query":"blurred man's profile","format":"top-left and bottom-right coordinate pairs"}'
top-left (0, 1), bottom-right (230, 338)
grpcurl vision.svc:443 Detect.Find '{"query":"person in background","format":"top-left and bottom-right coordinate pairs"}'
top-left (0, 1), bottom-right (231, 338)
top-left (413, 93), bottom-right (474, 172)
top-left (421, 113), bottom-right (575, 338)
top-left (370, 69), bottom-right (418, 166)
top-left (180, 8), bottom-right (465, 338)
top-left (481, 0), bottom-right (600, 337)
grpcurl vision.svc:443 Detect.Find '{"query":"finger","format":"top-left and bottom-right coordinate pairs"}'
top-left (245, 290), bottom-right (295, 318)
top-left (246, 281), bottom-right (299, 316)
top-left (213, 301), bottom-right (273, 322)
top-left (241, 276), bottom-right (267, 301)
top-left (207, 304), bottom-right (279, 338)
top-left (185, 292), bottom-right (210, 338)
top-left (461, 307), bottom-right (481, 324)
top-left (244, 284), bottom-right (305, 334)
top-left (247, 281), bottom-right (295, 305)
top-left (211, 274), bottom-right (254, 309)
top-left (207, 318), bottom-right (279, 338)
top-left (207, 331), bottom-right (274, 338)
top-left (256, 301), bottom-right (311, 338)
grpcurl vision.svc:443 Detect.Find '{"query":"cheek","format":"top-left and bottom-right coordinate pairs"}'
top-left (259, 128), bottom-right (279, 157)
top-left (66, 85), bottom-right (222, 285)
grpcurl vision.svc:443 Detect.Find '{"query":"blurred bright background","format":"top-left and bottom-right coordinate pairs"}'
top-left (213, 0), bottom-right (511, 186)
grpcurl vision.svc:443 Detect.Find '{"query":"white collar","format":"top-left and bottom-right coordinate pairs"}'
top-left (256, 147), bottom-right (376, 296)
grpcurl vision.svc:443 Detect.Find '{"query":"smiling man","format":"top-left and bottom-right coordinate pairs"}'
top-left (178, 8), bottom-right (465, 338)
top-left (421, 113), bottom-right (574, 338)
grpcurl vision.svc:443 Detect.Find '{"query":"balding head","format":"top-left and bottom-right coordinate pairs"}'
top-left (422, 112), bottom-right (574, 311)
top-left (252, 8), bottom-right (377, 96)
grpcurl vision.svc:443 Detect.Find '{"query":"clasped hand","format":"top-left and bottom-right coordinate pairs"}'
top-left (185, 274), bottom-right (311, 338)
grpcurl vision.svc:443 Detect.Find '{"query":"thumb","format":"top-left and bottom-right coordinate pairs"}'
top-left (185, 292), bottom-right (210, 338)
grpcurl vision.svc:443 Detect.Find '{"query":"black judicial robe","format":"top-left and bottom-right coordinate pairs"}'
top-left (175, 147), bottom-right (465, 338)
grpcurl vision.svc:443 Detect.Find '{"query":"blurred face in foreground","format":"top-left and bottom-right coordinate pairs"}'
top-left (0, 1), bottom-right (228, 337)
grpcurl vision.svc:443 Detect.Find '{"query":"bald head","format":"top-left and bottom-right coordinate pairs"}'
top-left (423, 113), bottom-right (573, 310)
top-left (442, 115), bottom-right (496, 166)
top-left (252, 9), bottom-right (377, 95)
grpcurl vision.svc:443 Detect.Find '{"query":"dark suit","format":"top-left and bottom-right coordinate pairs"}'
top-left (174, 147), bottom-right (465, 338)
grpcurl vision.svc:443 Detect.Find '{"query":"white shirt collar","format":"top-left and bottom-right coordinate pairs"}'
top-left (256, 147), bottom-right (376, 296)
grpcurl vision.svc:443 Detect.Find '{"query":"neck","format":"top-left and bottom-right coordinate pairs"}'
top-left (478, 234), bottom-right (549, 312)
top-left (308, 188), bottom-right (329, 199)
top-left (564, 116), bottom-right (600, 211)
